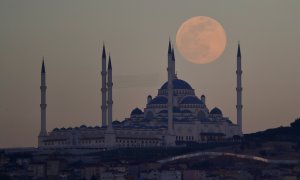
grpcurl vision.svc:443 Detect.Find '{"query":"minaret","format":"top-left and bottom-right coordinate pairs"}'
top-left (104, 53), bottom-right (116, 148)
top-left (39, 59), bottom-right (47, 147)
top-left (236, 42), bottom-right (243, 133)
top-left (101, 44), bottom-right (107, 127)
top-left (167, 40), bottom-right (173, 134)
top-left (107, 54), bottom-right (113, 132)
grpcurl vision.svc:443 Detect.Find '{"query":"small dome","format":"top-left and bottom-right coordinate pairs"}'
top-left (112, 120), bottom-right (121, 125)
top-left (160, 79), bottom-right (193, 90)
top-left (148, 96), bottom-right (168, 104)
top-left (226, 119), bottom-right (233, 124)
top-left (201, 95), bottom-right (205, 98)
top-left (80, 125), bottom-right (87, 128)
top-left (180, 96), bottom-right (203, 104)
top-left (210, 107), bottom-right (223, 115)
top-left (130, 108), bottom-right (143, 116)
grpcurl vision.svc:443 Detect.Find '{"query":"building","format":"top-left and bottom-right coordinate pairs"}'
top-left (159, 170), bottom-right (182, 180)
top-left (182, 170), bottom-right (206, 180)
top-left (38, 40), bottom-right (243, 149)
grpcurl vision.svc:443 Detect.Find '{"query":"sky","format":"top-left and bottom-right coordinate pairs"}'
top-left (1, 0), bottom-right (300, 148)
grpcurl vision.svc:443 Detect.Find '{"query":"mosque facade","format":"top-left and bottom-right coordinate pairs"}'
top-left (38, 41), bottom-right (243, 149)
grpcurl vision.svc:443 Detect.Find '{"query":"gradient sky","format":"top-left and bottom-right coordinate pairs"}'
top-left (1, 1), bottom-right (300, 148)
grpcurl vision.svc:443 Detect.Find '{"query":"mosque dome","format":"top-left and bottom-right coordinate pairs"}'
top-left (130, 108), bottom-right (143, 116)
top-left (112, 120), bottom-right (121, 125)
top-left (160, 79), bottom-right (193, 90)
top-left (210, 107), bottom-right (223, 115)
top-left (180, 96), bottom-right (203, 104)
top-left (80, 125), bottom-right (87, 128)
top-left (148, 96), bottom-right (168, 104)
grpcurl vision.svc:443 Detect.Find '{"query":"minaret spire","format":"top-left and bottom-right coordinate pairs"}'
top-left (171, 47), bottom-right (176, 79)
top-left (237, 41), bottom-right (241, 57)
top-left (168, 38), bottom-right (172, 54)
top-left (108, 54), bottom-right (112, 69)
top-left (107, 54), bottom-right (113, 131)
top-left (41, 58), bottom-right (45, 73)
top-left (101, 44), bottom-right (107, 127)
top-left (102, 43), bottom-right (106, 58)
top-left (39, 58), bottom-right (48, 147)
top-left (236, 42), bottom-right (243, 133)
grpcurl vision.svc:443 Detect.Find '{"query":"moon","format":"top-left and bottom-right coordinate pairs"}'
top-left (176, 16), bottom-right (227, 64)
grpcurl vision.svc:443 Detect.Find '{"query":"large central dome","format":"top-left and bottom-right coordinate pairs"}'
top-left (160, 79), bottom-right (193, 90)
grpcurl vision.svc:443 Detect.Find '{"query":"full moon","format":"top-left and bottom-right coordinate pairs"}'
top-left (176, 16), bottom-right (227, 64)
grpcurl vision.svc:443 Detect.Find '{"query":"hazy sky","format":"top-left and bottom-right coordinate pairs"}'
top-left (1, 1), bottom-right (300, 148)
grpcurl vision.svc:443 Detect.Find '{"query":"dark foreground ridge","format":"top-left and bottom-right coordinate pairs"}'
top-left (1, 118), bottom-right (300, 179)
top-left (1, 137), bottom-right (300, 179)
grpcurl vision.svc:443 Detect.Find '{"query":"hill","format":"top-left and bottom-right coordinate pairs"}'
top-left (244, 118), bottom-right (300, 143)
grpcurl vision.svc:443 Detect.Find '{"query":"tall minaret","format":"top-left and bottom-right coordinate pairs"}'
top-left (104, 53), bottom-right (116, 148)
top-left (107, 55), bottom-right (113, 132)
top-left (167, 40), bottom-right (173, 134)
top-left (101, 44), bottom-right (107, 127)
top-left (39, 59), bottom-right (47, 146)
top-left (236, 42), bottom-right (243, 133)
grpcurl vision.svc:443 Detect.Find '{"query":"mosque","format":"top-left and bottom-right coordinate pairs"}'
top-left (38, 40), bottom-right (243, 149)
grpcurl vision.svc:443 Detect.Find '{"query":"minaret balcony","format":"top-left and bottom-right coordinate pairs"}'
top-left (236, 70), bottom-right (243, 74)
top-left (236, 87), bottom-right (243, 91)
top-left (40, 86), bottom-right (47, 90)
top-left (236, 105), bottom-right (243, 109)
top-left (40, 104), bottom-right (47, 108)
